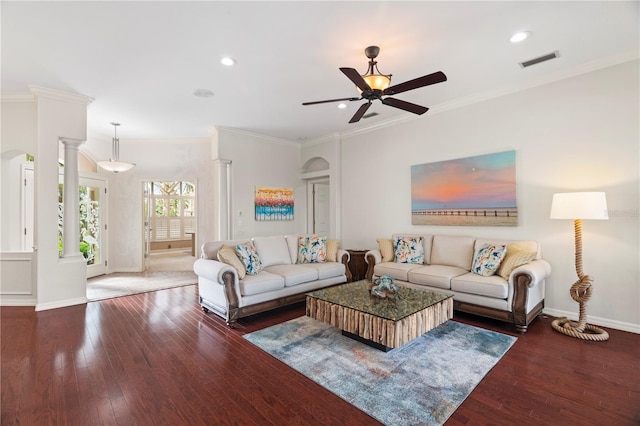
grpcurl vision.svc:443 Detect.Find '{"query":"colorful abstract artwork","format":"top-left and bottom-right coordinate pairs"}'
top-left (255, 186), bottom-right (294, 221)
top-left (411, 150), bottom-right (517, 226)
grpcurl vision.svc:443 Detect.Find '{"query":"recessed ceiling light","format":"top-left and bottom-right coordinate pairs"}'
top-left (510, 31), bottom-right (531, 43)
top-left (337, 103), bottom-right (347, 109)
top-left (193, 89), bottom-right (214, 98)
top-left (298, 136), bottom-right (307, 141)
top-left (221, 57), bottom-right (236, 66)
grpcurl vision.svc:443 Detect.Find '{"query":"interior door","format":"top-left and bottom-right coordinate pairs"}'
top-left (22, 166), bottom-right (34, 251)
top-left (143, 181), bottom-right (152, 271)
top-left (80, 176), bottom-right (107, 278)
top-left (313, 182), bottom-right (330, 236)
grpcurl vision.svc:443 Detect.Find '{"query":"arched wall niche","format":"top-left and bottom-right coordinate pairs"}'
top-left (302, 156), bottom-right (330, 175)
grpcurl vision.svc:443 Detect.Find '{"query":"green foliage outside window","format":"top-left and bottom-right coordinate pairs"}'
top-left (58, 185), bottom-right (100, 265)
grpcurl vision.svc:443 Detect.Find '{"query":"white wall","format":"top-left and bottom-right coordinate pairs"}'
top-left (339, 60), bottom-right (639, 331)
top-left (217, 129), bottom-right (306, 239)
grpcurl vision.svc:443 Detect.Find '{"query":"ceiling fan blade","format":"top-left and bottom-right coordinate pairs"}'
top-left (384, 71), bottom-right (447, 95)
top-left (340, 67), bottom-right (371, 93)
top-left (382, 97), bottom-right (429, 115)
top-left (302, 97), bottom-right (361, 106)
top-left (349, 102), bottom-right (372, 123)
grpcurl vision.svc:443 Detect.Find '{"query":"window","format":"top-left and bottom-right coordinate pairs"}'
top-left (148, 181), bottom-right (196, 242)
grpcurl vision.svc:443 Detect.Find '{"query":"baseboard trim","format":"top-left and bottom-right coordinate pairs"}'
top-left (543, 308), bottom-right (639, 334)
top-left (0, 297), bottom-right (37, 307)
top-left (36, 297), bottom-right (88, 311)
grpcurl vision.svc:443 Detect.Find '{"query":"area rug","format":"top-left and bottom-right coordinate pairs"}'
top-left (244, 316), bottom-right (516, 425)
top-left (86, 271), bottom-right (197, 301)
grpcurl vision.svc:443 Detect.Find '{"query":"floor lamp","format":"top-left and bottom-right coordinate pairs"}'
top-left (549, 192), bottom-right (609, 341)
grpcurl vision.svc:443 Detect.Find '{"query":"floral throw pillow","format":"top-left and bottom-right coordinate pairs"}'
top-left (472, 244), bottom-right (507, 277)
top-left (298, 235), bottom-right (327, 263)
top-left (393, 236), bottom-right (424, 264)
top-left (235, 242), bottom-right (263, 275)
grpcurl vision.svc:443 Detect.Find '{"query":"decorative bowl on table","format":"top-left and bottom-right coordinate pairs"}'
top-left (370, 275), bottom-right (398, 299)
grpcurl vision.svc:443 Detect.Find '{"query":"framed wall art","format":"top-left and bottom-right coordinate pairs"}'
top-left (411, 150), bottom-right (517, 226)
top-left (255, 186), bottom-right (294, 221)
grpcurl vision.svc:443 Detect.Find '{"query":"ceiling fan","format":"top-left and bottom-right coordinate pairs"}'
top-left (302, 46), bottom-right (447, 123)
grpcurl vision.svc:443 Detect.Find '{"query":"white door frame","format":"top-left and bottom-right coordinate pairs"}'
top-left (305, 176), bottom-right (329, 235)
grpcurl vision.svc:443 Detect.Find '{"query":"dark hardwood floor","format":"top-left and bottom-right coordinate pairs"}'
top-left (2, 284), bottom-right (638, 425)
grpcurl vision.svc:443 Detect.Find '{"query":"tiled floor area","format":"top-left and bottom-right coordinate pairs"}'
top-left (86, 250), bottom-right (197, 301)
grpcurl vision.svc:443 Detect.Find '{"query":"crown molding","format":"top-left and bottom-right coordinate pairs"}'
top-left (122, 137), bottom-right (210, 145)
top-left (301, 132), bottom-right (341, 147)
top-left (0, 93), bottom-right (35, 103)
top-left (27, 85), bottom-right (94, 105)
top-left (341, 50), bottom-right (639, 141)
top-left (217, 126), bottom-right (300, 148)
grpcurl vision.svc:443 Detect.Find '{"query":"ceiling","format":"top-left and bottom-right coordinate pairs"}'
top-left (2, 1), bottom-right (638, 143)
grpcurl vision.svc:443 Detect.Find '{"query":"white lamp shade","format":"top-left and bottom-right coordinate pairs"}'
top-left (97, 160), bottom-right (135, 173)
top-left (550, 192), bottom-right (608, 220)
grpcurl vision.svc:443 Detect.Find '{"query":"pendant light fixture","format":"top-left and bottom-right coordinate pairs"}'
top-left (97, 122), bottom-right (135, 173)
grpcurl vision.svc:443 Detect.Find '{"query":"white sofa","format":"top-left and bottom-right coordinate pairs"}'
top-left (194, 235), bottom-right (349, 326)
top-left (365, 234), bottom-right (551, 333)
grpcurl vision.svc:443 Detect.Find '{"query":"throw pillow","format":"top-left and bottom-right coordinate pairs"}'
top-left (393, 236), bottom-right (424, 264)
top-left (298, 235), bottom-right (327, 263)
top-left (471, 244), bottom-right (507, 277)
top-left (235, 242), bottom-right (263, 275)
top-left (217, 245), bottom-right (246, 279)
top-left (377, 238), bottom-right (394, 263)
top-left (326, 239), bottom-right (339, 262)
top-left (497, 245), bottom-right (536, 280)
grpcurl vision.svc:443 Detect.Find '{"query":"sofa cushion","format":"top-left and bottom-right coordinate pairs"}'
top-left (201, 239), bottom-right (249, 260)
top-left (375, 262), bottom-right (423, 282)
top-left (471, 244), bottom-right (507, 277)
top-left (326, 239), bottom-right (339, 262)
top-left (377, 238), bottom-right (395, 262)
top-left (253, 236), bottom-right (292, 267)
top-left (497, 245), bottom-right (537, 280)
top-left (451, 273), bottom-right (509, 299)
top-left (407, 265), bottom-right (468, 290)
top-left (430, 235), bottom-right (474, 270)
top-left (302, 261), bottom-right (345, 280)
top-left (474, 238), bottom-right (540, 258)
top-left (239, 271), bottom-right (284, 296)
top-left (285, 234), bottom-right (316, 263)
top-left (392, 234), bottom-right (433, 265)
top-left (216, 245), bottom-right (246, 279)
top-left (393, 236), bottom-right (425, 264)
top-left (265, 264), bottom-right (318, 287)
top-left (235, 242), bottom-right (263, 275)
top-left (298, 235), bottom-right (327, 263)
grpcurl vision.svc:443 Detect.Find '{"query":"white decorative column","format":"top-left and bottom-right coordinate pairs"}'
top-left (213, 159), bottom-right (232, 240)
top-left (60, 137), bottom-right (84, 258)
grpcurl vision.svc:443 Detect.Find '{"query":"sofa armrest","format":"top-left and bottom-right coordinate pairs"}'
top-left (364, 249), bottom-right (381, 280)
top-left (510, 259), bottom-right (551, 332)
top-left (194, 258), bottom-right (242, 326)
top-left (193, 258), bottom-right (237, 283)
top-left (338, 249), bottom-right (352, 282)
top-left (511, 259), bottom-right (551, 287)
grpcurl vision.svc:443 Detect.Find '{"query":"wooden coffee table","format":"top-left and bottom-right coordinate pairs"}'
top-left (306, 280), bottom-right (453, 351)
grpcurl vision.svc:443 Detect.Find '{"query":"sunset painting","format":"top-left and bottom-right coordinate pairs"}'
top-left (411, 150), bottom-right (517, 226)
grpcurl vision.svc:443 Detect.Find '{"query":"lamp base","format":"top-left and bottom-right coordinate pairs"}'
top-left (551, 317), bottom-right (609, 341)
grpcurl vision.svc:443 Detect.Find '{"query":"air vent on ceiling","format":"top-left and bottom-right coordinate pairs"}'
top-left (362, 112), bottom-right (379, 119)
top-left (519, 51), bottom-right (560, 68)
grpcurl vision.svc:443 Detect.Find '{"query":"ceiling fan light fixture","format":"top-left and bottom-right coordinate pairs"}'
top-left (337, 103), bottom-right (347, 109)
top-left (97, 122), bottom-right (136, 173)
top-left (361, 74), bottom-right (391, 92)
